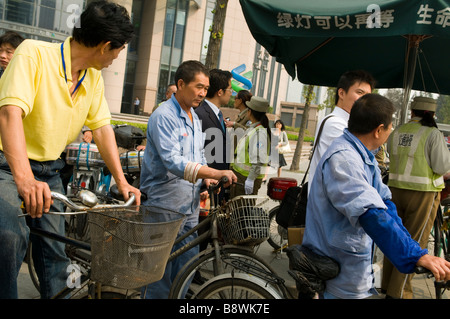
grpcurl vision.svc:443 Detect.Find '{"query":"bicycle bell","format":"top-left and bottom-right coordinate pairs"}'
top-left (79, 189), bottom-right (99, 207)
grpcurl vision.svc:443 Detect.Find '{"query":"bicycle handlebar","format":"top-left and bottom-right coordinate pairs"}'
top-left (415, 254), bottom-right (450, 277)
top-left (208, 176), bottom-right (229, 192)
top-left (18, 191), bottom-right (136, 217)
top-left (206, 176), bottom-right (244, 192)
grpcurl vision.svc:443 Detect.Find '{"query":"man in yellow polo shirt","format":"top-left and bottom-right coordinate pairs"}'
top-left (0, 1), bottom-right (139, 299)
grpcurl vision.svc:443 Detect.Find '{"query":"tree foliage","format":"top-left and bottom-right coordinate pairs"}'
top-left (436, 94), bottom-right (450, 124)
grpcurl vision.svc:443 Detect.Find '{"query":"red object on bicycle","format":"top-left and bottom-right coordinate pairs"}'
top-left (267, 177), bottom-right (298, 200)
top-left (200, 198), bottom-right (209, 216)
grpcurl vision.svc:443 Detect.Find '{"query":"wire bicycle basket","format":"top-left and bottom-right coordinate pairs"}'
top-left (87, 206), bottom-right (185, 289)
top-left (217, 195), bottom-right (270, 246)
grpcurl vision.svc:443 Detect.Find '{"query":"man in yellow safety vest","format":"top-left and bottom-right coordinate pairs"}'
top-left (382, 96), bottom-right (450, 299)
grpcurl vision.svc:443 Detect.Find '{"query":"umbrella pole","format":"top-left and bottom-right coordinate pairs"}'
top-left (400, 35), bottom-right (426, 125)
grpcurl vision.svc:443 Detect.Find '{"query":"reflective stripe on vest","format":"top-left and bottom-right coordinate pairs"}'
top-left (231, 125), bottom-right (268, 178)
top-left (388, 123), bottom-right (444, 191)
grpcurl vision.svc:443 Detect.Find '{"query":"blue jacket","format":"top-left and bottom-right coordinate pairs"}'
top-left (302, 129), bottom-right (426, 299)
top-left (140, 95), bottom-right (207, 219)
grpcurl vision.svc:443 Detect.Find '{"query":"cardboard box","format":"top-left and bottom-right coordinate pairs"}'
top-left (288, 226), bottom-right (305, 246)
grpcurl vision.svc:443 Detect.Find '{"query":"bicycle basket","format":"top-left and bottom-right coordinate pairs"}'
top-left (217, 195), bottom-right (270, 246)
top-left (87, 206), bottom-right (185, 289)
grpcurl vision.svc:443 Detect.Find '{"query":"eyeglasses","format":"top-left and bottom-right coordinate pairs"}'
top-left (224, 88), bottom-right (233, 93)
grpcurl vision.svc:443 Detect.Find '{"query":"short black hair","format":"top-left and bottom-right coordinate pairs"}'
top-left (72, 1), bottom-right (134, 49)
top-left (206, 69), bottom-right (232, 98)
top-left (348, 94), bottom-right (395, 135)
top-left (174, 60), bottom-right (209, 87)
top-left (0, 31), bottom-right (24, 49)
top-left (334, 70), bottom-right (376, 105)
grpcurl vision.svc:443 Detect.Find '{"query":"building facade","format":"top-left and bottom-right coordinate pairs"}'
top-left (0, 0), bottom-right (318, 129)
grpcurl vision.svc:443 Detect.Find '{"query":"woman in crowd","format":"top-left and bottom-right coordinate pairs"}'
top-left (230, 96), bottom-right (271, 198)
top-left (274, 119), bottom-right (289, 177)
top-left (225, 89), bottom-right (252, 130)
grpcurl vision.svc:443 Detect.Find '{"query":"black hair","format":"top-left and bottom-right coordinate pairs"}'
top-left (0, 31), bottom-right (24, 49)
top-left (274, 119), bottom-right (286, 131)
top-left (206, 69), bottom-right (232, 98)
top-left (249, 109), bottom-right (271, 142)
top-left (72, 1), bottom-right (134, 49)
top-left (348, 94), bottom-right (395, 135)
top-left (236, 89), bottom-right (252, 104)
top-left (174, 60), bottom-right (209, 87)
top-left (412, 109), bottom-right (438, 128)
top-left (334, 70), bottom-right (376, 105)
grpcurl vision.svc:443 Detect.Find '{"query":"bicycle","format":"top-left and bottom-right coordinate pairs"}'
top-left (420, 192), bottom-right (450, 299)
top-left (190, 241), bottom-right (341, 299)
top-left (166, 178), bottom-right (293, 299)
top-left (20, 190), bottom-right (185, 299)
top-left (196, 200), bottom-right (450, 300)
top-left (25, 142), bottom-right (118, 291)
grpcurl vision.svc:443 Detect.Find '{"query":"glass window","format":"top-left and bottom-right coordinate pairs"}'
top-left (120, 0), bottom-right (143, 114)
top-left (157, 0), bottom-right (189, 104)
top-left (5, 0), bottom-right (34, 25)
top-left (128, 0), bottom-right (143, 54)
top-left (37, 0), bottom-right (56, 30)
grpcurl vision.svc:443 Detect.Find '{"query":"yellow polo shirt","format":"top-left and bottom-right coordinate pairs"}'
top-left (0, 37), bottom-right (111, 161)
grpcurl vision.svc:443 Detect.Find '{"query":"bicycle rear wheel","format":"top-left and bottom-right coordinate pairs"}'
top-left (168, 246), bottom-right (281, 299)
top-left (194, 274), bottom-right (281, 299)
top-left (267, 206), bottom-right (288, 251)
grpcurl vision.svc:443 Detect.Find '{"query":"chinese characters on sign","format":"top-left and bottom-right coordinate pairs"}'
top-left (398, 134), bottom-right (414, 147)
top-left (417, 4), bottom-right (450, 28)
top-left (277, 10), bottom-right (394, 30)
top-left (277, 4), bottom-right (450, 30)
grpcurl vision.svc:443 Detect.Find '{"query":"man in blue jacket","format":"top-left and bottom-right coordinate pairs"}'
top-left (302, 93), bottom-right (450, 299)
top-left (139, 60), bottom-right (236, 298)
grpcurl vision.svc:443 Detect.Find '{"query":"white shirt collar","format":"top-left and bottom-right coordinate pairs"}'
top-left (204, 99), bottom-right (221, 118)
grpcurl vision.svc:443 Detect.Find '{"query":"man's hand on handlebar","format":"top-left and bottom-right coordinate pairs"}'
top-left (219, 170), bottom-right (237, 188)
top-left (416, 254), bottom-right (450, 282)
top-left (115, 181), bottom-right (141, 206)
top-left (18, 178), bottom-right (52, 218)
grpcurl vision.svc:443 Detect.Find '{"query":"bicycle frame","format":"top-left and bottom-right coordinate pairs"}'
top-left (167, 181), bottom-right (228, 273)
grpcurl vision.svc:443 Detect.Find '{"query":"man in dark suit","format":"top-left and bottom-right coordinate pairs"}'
top-left (195, 69), bottom-right (233, 202)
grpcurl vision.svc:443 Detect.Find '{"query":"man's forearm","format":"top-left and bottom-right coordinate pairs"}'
top-left (0, 105), bottom-right (34, 183)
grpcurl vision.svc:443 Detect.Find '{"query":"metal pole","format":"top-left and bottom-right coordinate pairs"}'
top-left (400, 35), bottom-right (424, 124)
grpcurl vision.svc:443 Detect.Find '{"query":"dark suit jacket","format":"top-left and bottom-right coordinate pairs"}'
top-left (195, 100), bottom-right (229, 171)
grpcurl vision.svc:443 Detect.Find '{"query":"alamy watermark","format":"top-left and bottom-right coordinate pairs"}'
top-left (66, 263), bottom-right (82, 289)
top-left (166, 126), bottom-right (282, 167)
top-left (367, 4), bottom-right (382, 28)
top-left (66, 4), bottom-right (82, 29)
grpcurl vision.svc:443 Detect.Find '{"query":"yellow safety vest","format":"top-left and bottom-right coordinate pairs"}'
top-left (231, 124), bottom-right (269, 178)
top-left (388, 122), bottom-right (444, 192)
